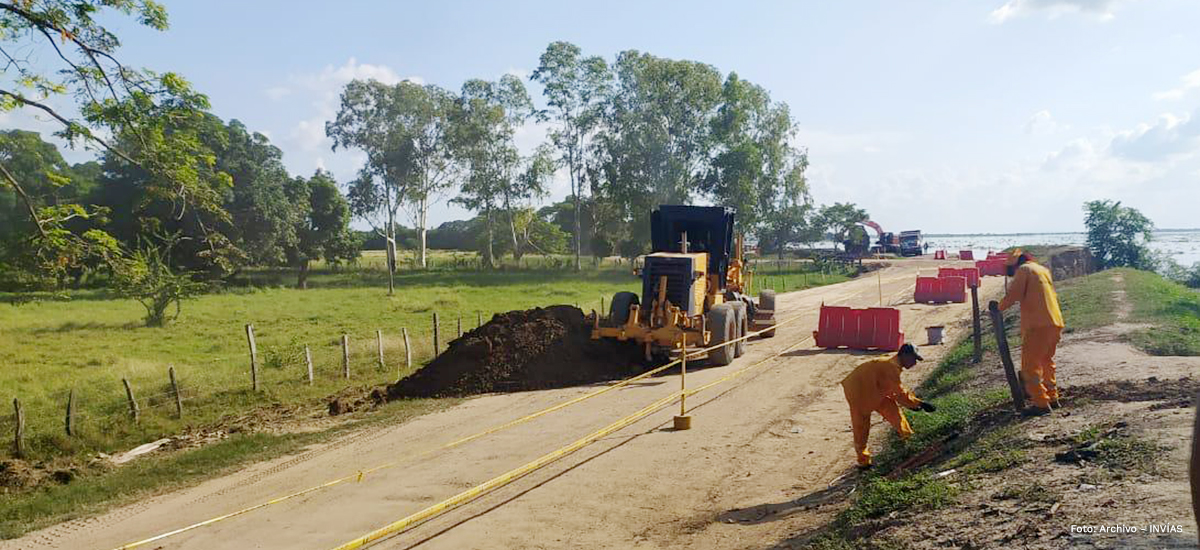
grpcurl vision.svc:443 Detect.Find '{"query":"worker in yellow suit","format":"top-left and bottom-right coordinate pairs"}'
top-left (841, 344), bottom-right (936, 468)
top-left (990, 249), bottom-right (1064, 416)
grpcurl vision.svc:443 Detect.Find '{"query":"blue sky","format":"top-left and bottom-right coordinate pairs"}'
top-left (6, 0), bottom-right (1200, 233)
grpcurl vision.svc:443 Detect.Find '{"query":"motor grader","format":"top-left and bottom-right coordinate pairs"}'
top-left (593, 205), bottom-right (776, 365)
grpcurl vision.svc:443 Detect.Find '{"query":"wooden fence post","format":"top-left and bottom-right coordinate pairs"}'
top-left (305, 346), bottom-right (314, 385)
top-left (971, 286), bottom-right (982, 364)
top-left (13, 398), bottom-right (24, 458)
top-left (342, 334), bottom-right (350, 379)
top-left (601, 296), bottom-right (606, 316)
top-left (477, 311), bottom-right (482, 328)
top-left (66, 389), bottom-right (76, 436)
top-left (988, 304), bottom-right (1025, 412)
top-left (377, 330), bottom-right (385, 371)
top-left (122, 378), bottom-right (140, 424)
top-left (169, 366), bottom-right (183, 419)
top-left (432, 312), bottom-right (440, 356)
top-left (245, 324), bottom-right (259, 392)
top-left (457, 317), bottom-right (462, 338)
top-left (402, 328), bottom-right (412, 374)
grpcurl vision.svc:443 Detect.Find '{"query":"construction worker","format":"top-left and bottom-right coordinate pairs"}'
top-left (841, 343), bottom-right (936, 468)
top-left (1191, 396), bottom-right (1199, 545)
top-left (989, 249), bottom-right (1064, 416)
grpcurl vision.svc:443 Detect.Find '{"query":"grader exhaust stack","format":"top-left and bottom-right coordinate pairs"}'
top-left (593, 205), bottom-right (776, 365)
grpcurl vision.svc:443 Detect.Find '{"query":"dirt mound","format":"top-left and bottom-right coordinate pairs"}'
top-left (389, 305), bottom-right (642, 398)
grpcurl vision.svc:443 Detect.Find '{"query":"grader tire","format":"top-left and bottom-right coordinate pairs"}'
top-left (707, 304), bottom-right (736, 366)
top-left (728, 301), bottom-right (748, 357)
top-left (759, 289), bottom-right (777, 338)
top-left (610, 291), bottom-right (639, 326)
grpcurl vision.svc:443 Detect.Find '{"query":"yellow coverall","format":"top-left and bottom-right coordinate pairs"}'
top-left (998, 261), bottom-right (1064, 409)
top-left (841, 356), bottom-right (923, 466)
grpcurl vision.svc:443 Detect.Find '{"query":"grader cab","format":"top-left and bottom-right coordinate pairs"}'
top-left (594, 205), bottom-right (776, 365)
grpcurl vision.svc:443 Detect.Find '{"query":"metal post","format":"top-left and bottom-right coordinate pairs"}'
top-left (673, 338), bottom-right (691, 430)
top-left (988, 303), bottom-right (1025, 412)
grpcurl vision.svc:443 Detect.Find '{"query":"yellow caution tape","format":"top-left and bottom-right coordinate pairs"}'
top-left (113, 310), bottom-right (814, 550)
top-left (329, 333), bottom-right (817, 549)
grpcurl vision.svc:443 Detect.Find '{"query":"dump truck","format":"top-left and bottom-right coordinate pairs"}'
top-left (899, 230), bottom-right (923, 257)
top-left (593, 205), bottom-right (776, 365)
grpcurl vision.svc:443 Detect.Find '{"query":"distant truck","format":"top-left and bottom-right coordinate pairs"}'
top-left (899, 230), bottom-right (923, 257)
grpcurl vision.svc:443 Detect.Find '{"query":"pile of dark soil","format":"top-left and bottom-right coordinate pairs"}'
top-left (388, 305), bottom-right (643, 398)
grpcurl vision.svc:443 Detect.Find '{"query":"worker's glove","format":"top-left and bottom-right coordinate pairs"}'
top-left (988, 300), bottom-right (1000, 312)
top-left (919, 401), bottom-right (937, 413)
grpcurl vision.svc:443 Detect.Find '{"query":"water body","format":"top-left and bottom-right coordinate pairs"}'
top-left (923, 230), bottom-right (1200, 267)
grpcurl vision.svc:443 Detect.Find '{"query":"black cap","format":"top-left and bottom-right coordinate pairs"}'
top-left (899, 343), bottom-right (924, 361)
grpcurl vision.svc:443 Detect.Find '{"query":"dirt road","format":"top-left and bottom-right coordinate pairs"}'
top-left (5, 260), bottom-right (1005, 550)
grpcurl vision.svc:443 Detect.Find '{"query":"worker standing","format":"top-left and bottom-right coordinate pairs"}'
top-left (841, 343), bottom-right (936, 468)
top-left (989, 249), bottom-right (1064, 416)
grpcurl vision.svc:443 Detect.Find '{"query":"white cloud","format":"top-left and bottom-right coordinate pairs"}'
top-left (1024, 109), bottom-right (1066, 134)
top-left (1152, 69), bottom-right (1200, 101)
top-left (989, 0), bottom-right (1127, 23)
top-left (795, 128), bottom-right (906, 157)
top-left (1109, 110), bottom-right (1200, 161)
top-left (263, 86), bottom-right (292, 101)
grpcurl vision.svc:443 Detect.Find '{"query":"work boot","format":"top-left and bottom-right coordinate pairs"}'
top-left (856, 462), bottom-right (874, 471)
top-left (1021, 406), bottom-right (1051, 417)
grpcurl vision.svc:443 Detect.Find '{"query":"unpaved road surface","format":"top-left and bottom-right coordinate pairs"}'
top-left (6, 260), bottom-right (1005, 550)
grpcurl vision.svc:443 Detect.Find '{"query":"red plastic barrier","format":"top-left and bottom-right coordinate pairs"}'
top-left (939, 275), bottom-right (967, 303)
top-left (914, 276), bottom-right (940, 303)
top-left (976, 259), bottom-right (1006, 276)
top-left (813, 305), bottom-right (904, 351)
top-left (857, 308), bottom-right (904, 351)
top-left (986, 251), bottom-right (1011, 261)
top-left (915, 275), bottom-right (967, 303)
top-left (934, 250), bottom-right (946, 260)
top-left (958, 250), bottom-right (974, 261)
top-left (938, 266), bottom-right (980, 288)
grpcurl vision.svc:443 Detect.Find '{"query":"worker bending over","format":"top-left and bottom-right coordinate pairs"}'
top-left (990, 249), bottom-right (1064, 416)
top-left (841, 343), bottom-right (936, 468)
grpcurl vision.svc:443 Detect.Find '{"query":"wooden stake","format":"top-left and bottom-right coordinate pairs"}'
top-left (600, 296), bottom-right (606, 317)
top-left (13, 398), bottom-right (24, 458)
top-left (457, 317), bottom-right (462, 338)
top-left (66, 389), bottom-right (76, 436)
top-left (342, 334), bottom-right (350, 379)
top-left (122, 378), bottom-right (140, 424)
top-left (169, 366), bottom-right (183, 419)
top-left (988, 304), bottom-right (1025, 412)
top-left (377, 329), bottom-right (385, 371)
top-left (402, 328), bottom-right (412, 374)
top-left (245, 324), bottom-right (259, 392)
top-left (432, 312), bottom-right (440, 356)
top-left (477, 311), bottom-right (482, 328)
top-left (971, 286), bottom-right (982, 364)
top-left (305, 346), bottom-right (314, 385)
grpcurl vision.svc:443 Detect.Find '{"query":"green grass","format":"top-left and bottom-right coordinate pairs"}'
top-left (1055, 269), bottom-right (1120, 333)
top-left (0, 267), bottom-right (643, 461)
top-left (1118, 268), bottom-right (1200, 355)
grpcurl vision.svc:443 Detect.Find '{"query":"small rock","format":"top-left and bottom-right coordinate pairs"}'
top-left (1148, 376), bottom-right (1158, 383)
top-left (1078, 483), bottom-right (1098, 491)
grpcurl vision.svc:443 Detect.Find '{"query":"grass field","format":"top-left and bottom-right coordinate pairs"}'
top-left (0, 252), bottom-right (854, 463)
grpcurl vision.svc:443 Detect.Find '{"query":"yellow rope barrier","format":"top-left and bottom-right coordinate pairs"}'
top-left (111, 309), bottom-right (813, 550)
top-left (329, 334), bottom-right (817, 549)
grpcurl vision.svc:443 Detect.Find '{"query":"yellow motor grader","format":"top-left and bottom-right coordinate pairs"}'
top-left (593, 205), bottom-right (776, 365)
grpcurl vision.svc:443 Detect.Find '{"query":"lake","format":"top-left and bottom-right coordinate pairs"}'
top-left (922, 230), bottom-right (1200, 267)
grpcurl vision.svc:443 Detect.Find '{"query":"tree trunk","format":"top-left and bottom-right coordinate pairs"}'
top-left (386, 210), bottom-right (396, 296)
top-left (485, 209), bottom-right (496, 270)
top-left (508, 212), bottom-right (522, 260)
top-left (296, 260), bottom-right (309, 289)
top-left (418, 196), bottom-right (428, 269)
top-left (571, 147), bottom-right (582, 271)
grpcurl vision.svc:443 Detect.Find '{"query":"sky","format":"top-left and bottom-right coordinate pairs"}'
top-left (4, 0), bottom-right (1200, 234)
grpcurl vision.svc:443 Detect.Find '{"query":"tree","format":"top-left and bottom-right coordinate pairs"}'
top-left (0, 1), bottom-right (224, 288)
top-left (214, 119), bottom-right (298, 268)
top-left (592, 50), bottom-right (724, 245)
top-left (503, 145), bottom-right (555, 259)
top-left (111, 236), bottom-right (205, 327)
top-left (818, 203), bottom-right (869, 251)
top-left (450, 75), bottom-right (533, 268)
top-left (532, 41), bottom-right (611, 270)
top-left (704, 73), bottom-right (807, 237)
top-left (1084, 200), bottom-right (1156, 270)
top-left (327, 80), bottom-right (458, 293)
top-left (284, 170), bottom-right (358, 288)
